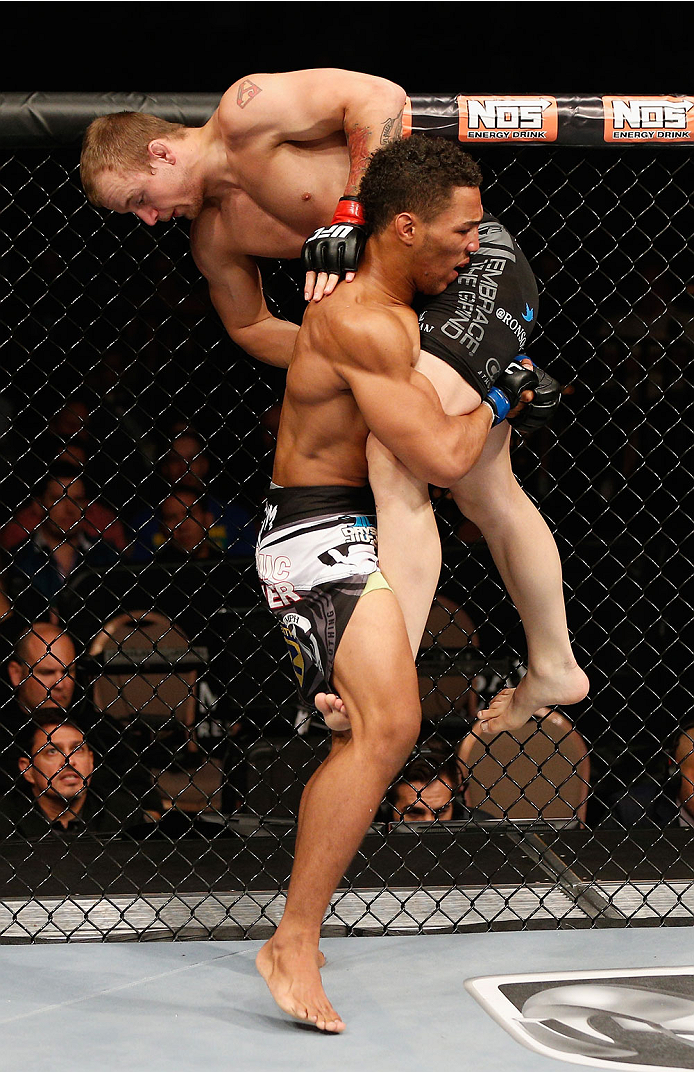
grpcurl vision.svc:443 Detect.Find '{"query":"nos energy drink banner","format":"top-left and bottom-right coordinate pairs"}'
top-left (405, 94), bottom-right (694, 145)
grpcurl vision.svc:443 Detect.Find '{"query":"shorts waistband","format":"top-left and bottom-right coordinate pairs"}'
top-left (264, 484), bottom-right (375, 527)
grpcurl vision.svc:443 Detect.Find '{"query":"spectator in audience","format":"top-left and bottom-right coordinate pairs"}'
top-left (6, 620), bottom-right (77, 715)
top-left (388, 744), bottom-right (489, 823)
top-left (673, 721), bottom-right (694, 828)
top-left (3, 467), bottom-right (119, 621)
top-left (0, 572), bottom-right (22, 682)
top-left (1, 621), bottom-right (161, 814)
top-left (28, 393), bottom-right (149, 517)
top-left (0, 714), bottom-right (156, 838)
top-left (154, 488), bottom-right (225, 563)
top-left (1, 452), bottom-right (127, 554)
top-left (129, 430), bottom-right (255, 560)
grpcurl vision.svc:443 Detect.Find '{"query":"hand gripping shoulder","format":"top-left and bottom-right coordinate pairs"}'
top-left (301, 198), bottom-right (368, 277)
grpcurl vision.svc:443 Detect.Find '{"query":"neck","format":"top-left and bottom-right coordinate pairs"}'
top-left (193, 117), bottom-right (240, 199)
top-left (357, 237), bottom-right (418, 307)
top-left (35, 790), bottom-right (86, 828)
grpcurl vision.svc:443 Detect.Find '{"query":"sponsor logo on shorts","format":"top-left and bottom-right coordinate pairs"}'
top-left (522, 303), bottom-right (534, 323)
top-left (256, 552), bottom-right (300, 609)
top-left (458, 96), bottom-right (558, 142)
top-left (259, 501), bottom-right (277, 538)
top-left (340, 524), bottom-right (377, 544)
top-left (467, 967), bottom-right (694, 1069)
top-left (281, 612), bottom-right (324, 690)
top-left (495, 306), bottom-right (529, 350)
top-left (485, 358), bottom-right (501, 384)
top-left (603, 96), bottom-right (694, 141)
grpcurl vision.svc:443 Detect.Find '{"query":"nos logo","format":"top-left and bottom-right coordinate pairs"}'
top-left (603, 97), bottom-right (694, 141)
top-left (458, 96), bottom-right (558, 142)
top-left (467, 967), bottom-right (694, 1070)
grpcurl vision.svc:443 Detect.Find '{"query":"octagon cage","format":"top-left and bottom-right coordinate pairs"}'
top-left (0, 91), bottom-right (692, 942)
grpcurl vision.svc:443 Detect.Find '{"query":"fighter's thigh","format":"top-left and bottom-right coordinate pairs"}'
top-left (415, 349), bottom-right (482, 416)
top-left (366, 434), bottom-right (429, 514)
top-left (450, 421), bottom-right (519, 513)
top-left (331, 588), bottom-right (420, 728)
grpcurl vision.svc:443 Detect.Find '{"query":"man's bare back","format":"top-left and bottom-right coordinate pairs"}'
top-left (82, 69), bottom-right (406, 364)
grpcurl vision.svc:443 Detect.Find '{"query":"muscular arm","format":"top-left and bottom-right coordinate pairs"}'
top-left (222, 68), bottom-right (406, 185)
top-left (335, 313), bottom-right (493, 487)
top-left (192, 229), bottom-right (297, 368)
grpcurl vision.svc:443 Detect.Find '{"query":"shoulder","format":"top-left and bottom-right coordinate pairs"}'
top-left (312, 293), bottom-right (417, 372)
top-left (217, 72), bottom-right (290, 140)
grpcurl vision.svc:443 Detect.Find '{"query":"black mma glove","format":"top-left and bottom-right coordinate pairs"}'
top-left (509, 365), bottom-right (562, 432)
top-left (483, 358), bottom-right (539, 426)
top-left (301, 197), bottom-right (368, 278)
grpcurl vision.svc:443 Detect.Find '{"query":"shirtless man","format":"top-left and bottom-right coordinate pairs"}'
top-left (80, 67), bottom-right (587, 731)
top-left (253, 136), bottom-right (537, 1031)
top-left (80, 68), bottom-right (406, 362)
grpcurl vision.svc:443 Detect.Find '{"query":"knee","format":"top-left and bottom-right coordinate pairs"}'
top-left (358, 706), bottom-right (421, 770)
top-left (454, 477), bottom-right (522, 526)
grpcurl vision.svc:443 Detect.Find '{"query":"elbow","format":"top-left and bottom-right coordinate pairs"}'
top-left (410, 459), bottom-right (467, 489)
top-left (426, 451), bottom-right (481, 488)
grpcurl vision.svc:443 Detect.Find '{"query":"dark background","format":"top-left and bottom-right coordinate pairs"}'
top-left (3, 2), bottom-right (691, 95)
top-left (1, 1), bottom-right (692, 828)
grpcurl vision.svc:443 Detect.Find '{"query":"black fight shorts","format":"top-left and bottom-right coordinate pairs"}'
top-left (416, 213), bottom-right (540, 397)
top-left (256, 485), bottom-right (390, 707)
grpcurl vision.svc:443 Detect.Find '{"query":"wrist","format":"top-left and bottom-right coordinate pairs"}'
top-left (331, 197), bottom-right (366, 227)
top-left (485, 386), bottom-right (510, 425)
top-left (481, 399), bottom-right (496, 424)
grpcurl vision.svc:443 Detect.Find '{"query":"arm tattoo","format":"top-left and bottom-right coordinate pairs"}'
top-left (344, 123), bottom-right (373, 198)
top-left (236, 79), bottom-right (262, 109)
top-left (381, 109), bottom-right (404, 145)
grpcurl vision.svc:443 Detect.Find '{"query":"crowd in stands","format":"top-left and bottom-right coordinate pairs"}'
top-left (0, 394), bottom-right (688, 843)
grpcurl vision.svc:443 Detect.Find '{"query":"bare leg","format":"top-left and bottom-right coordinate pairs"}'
top-left (256, 589), bottom-right (420, 1031)
top-left (368, 349), bottom-right (588, 734)
top-left (366, 434), bottom-right (439, 659)
top-left (449, 421), bottom-right (589, 732)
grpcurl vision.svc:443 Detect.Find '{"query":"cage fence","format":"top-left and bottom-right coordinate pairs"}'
top-left (0, 93), bottom-right (692, 942)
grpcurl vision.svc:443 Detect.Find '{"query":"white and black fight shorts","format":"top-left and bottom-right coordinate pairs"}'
top-left (256, 484), bottom-right (390, 707)
top-left (416, 213), bottom-right (540, 396)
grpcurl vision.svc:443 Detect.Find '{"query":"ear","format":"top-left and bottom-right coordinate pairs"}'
top-left (18, 756), bottom-right (34, 787)
top-left (393, 212), bottom-right (417, 245)
top-left (147, 140), bottom-right (177, 166)
top-left (7, 659), bottom-right (23, 689)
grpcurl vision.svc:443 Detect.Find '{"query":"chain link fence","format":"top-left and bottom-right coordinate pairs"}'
top-left (0, 98), bottom-right (693, 941)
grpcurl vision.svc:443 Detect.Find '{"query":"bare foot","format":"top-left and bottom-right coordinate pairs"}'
top-left (256, 936), bottom-right (345, 1033)
top-left (477, 663), bottom-right (589, 735)
top-left (314, 692), bottom-right (351, 733)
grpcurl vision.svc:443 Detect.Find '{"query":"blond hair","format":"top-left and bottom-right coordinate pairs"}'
top-left (80, 112), bottom-right (187, 205)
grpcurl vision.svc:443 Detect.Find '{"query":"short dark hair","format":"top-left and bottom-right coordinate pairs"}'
top-left (388, 743), bottom-right (462, 805)
top-left (17, 711), bottom-right (86, 760)
top-left (359, 134), bottom-right (482, 236)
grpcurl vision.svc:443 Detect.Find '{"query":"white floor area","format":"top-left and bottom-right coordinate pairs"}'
top-left (0, 927), bottom-right (692, 1071)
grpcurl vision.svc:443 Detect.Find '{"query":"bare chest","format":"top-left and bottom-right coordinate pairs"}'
top-left (221, 140), bottom-right (349, 259)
